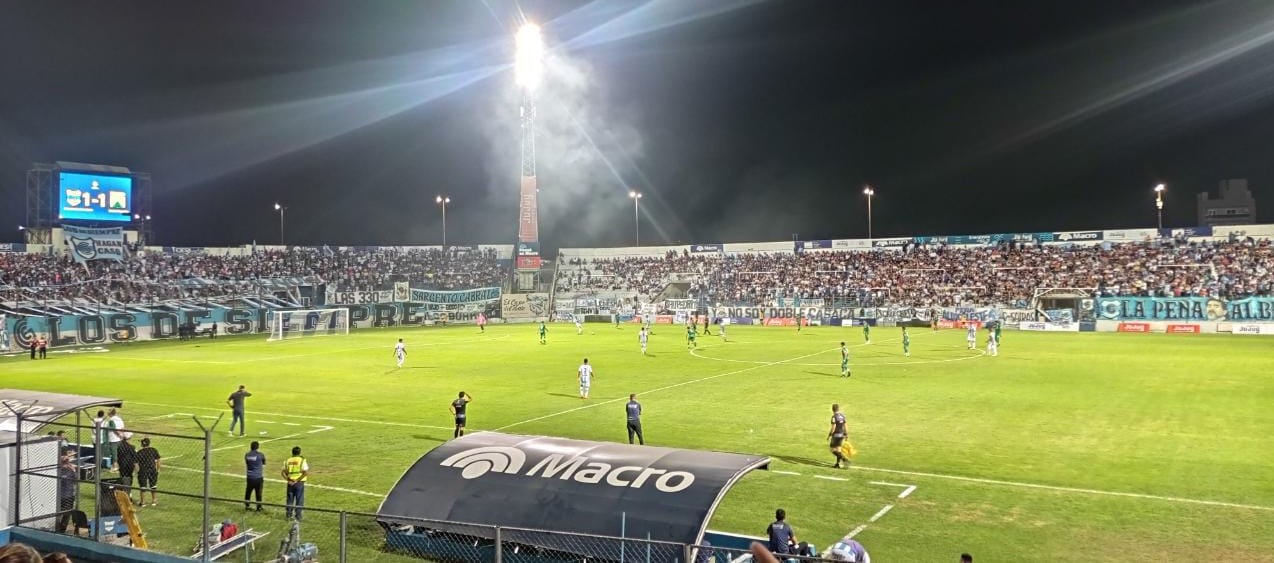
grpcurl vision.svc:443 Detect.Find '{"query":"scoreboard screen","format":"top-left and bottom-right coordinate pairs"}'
top-left (59, 172), bottom-right (133, 222)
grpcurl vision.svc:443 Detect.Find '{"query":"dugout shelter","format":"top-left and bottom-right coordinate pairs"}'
top-left (377, 432), bottom-right (770, 562)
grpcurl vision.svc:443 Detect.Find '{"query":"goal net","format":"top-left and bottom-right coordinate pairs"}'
top-left (267, 308), bottom-right (351, 341)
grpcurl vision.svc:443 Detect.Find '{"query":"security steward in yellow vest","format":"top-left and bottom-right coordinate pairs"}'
top-left (281, 446), bottom-right (309, 521)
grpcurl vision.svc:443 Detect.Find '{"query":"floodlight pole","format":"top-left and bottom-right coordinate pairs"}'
top-left (436, 196), bottom-right (451, 247)
top-left (629, 191), bottom-right (642, 246)
top-left (274, 203), bottom-right (287, 246)
top-left (1154, 184), bottom-right (1166, 231)
top-left (863, 185), bottom-right (876, 243)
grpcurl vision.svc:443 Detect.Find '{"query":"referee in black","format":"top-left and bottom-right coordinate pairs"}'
top-left (625, 394), bottom-right (644, 445)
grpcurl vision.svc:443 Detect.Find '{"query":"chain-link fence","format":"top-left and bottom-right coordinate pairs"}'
top-left (10, 409), bottom-right (837, 563)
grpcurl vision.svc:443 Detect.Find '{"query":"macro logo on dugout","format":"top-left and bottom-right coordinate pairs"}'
top-left (440, 445), bottom-right (697, 493)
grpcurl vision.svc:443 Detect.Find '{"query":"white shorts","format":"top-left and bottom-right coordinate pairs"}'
top-left (579, 384), bottom-right (591, 395)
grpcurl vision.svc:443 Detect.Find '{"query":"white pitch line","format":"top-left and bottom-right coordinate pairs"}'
top-left (165, 465), bottom-right (382, 498)
top-left (813, 475), bottom-right (848, 482)
top-left (107, 356), bottom-right (232, 365)
top-left (899, 485), bottom-right (917, 499)
top-left (845, 525), bottom-right (868, 539)
top-left (307, 425), bottom-right (335, 434)
top-left (772, 470), bottom-right (802, 476)
top-left (868, 504), bottom-right (894, 522)
top-left (495, 346), bottom-right (841, 431)
top-left (209, 432), bottom-right (305, 452)
top-left (131, 401), bottom-right (455, 431)
top-left (280, 422), bottom-right (300, 427)
top-left (849, 465), bottom-right (1274, 512)
top-left (257, 420), bottom-right (278, 424)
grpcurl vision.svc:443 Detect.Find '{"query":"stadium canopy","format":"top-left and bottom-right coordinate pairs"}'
top-left (0, 389), bottom-right (123, 433)
top-left (378, 432), bottom-right (769, 558)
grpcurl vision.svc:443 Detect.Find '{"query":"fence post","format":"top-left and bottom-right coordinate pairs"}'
top-left (92, 417), bottom-right (101, 542)
top-left (339, 511), bottom-right (348, 563)
top-left (202, 426), bottom-right (212, 563)
top-left (12, 411), bottom-right (22, 527)
top-left (684, 544), bottom-right (692, 563)
top-left (494, 526), bottom-right (502, 563)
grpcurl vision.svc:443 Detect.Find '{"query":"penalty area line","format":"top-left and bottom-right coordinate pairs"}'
top-left (494, 346), bottom-right (840, 431)
top-left (165, 465), bottom-right (382, 498)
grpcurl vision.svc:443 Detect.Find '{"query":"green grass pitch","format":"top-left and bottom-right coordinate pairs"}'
top-left (3, 324), bottom-right (1272, 561)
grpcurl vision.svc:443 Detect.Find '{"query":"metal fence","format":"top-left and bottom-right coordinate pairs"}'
top-left (11, 409), bottom-right (834, 563)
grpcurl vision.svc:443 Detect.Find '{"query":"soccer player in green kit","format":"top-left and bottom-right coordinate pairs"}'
top-left (863, 322), bottom-right (871, 344)
top-left (686, 323), bottom-right (697, 349)
top-left (902, 327), bottom-right (911, 357)
top-left (994, 322), bottom-right (1002, 349)
top-left (840, 341), bottom-right (850, 377)
top-left (539, 321), bottom-right (548, 344)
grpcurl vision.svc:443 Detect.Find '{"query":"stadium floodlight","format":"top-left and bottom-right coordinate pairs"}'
top-left (273, 203), bottom-right (287, 245)
top-left (17, 225), bottom-right (25, 231)
top-left (1154, 184), bottom-right (1166, 230)
top-left (516, 23), bottom-right (545, 92)
top-left (629, 191), bottom-right (643, 246)
top-left (436, 195), bottom-right (451, 247)
top-left (863, 185), bottom-right (876, 242)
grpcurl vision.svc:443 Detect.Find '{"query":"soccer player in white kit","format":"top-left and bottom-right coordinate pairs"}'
top-left (578, 358), bottom-right (594, 399)
top-left (966, 323), bottom-right (977, 350)
top-left (576, 317), bottom-right (584, 335)
top-left (718, 317), bottom-right (728, 341)
top-left (638, 327), bottom-right (649, 355)
top-left (393, 338), bottom-right (406, 367)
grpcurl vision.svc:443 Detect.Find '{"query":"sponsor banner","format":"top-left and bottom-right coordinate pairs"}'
top-left (1162, 226), bottom-right (1213, 238)
top-left (62, 224), bottom-right (127, 263)
top-left (832, 239), bottom-right (872, 250)
top-left (1166, 324), bottom-right (1201, 334)
top-left (326, 290), bottom-right (393, 306)
top-left (0, 243), bottom-right (28, 253)
top-left (1096, 297), bottom-right (1227, 321)
top-left (518, 176), bottom-right (539, 243)
top-left (1000, 309), bottom-right (1035, 325)
top-left (1020, 321), bottom-right (1078, 332)
top-left (1103, 229), bottom-right (1155, 241)
top-left (1053, 231), bottom-right (1103, 242)
top-left (1229, 323), bottom-right (1274, 335)
top-left (162, 247), bottom-right (206, 254)
top-left (872, 238), bottom-right (910, 248)
top-left (517, 242), bottom-right (540, 256)
top-left (502, 293), bottom-right (549, 321)
top-left (688, 243), bottom-right (722, 254)
top-left (1043, 309), bottom-right (1074, 323)
top-left (664, 299), bottom-right (697, 311)
top-left (1118, 322), bottom-right (1151, 333)
top-left (795, 240), bottom-right (833, 252)
top-left (377, 433), bottom-right (768, 556)
top-left (515, 256), bottom-right (542, 269)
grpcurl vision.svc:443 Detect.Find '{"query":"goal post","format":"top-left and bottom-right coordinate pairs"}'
top-left (267, 308), bottom-right (351, 341)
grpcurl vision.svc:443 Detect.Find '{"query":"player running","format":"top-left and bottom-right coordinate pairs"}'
top-left (686, 324), bottom-right (697, 349)
top-left (576, 317), bottom-right (584, 335)
top-left (638, 327), bottom-right (649, 355)
top-left (449, 391), bottom-right (472, 438)
top-left (393, 338), bottom-right (406, 368)
top-left (902, 327), bottom-right (911, 357)
top-left (863, 322), bottom-right (871, 344)
top-left (966, 323), bottom-right (977, 350)
top-left (828, 404), bottom-right (850, 469)
top-left (986, 328), bottom-right (998, 357)
top-left (539, 321), bottom-right (548, 345)
top-left (718, 316), bottom-right (728, 341)
top-left (578, 358), bottom-right (594, 399)
top-left (840, 342), bottom-right (851, 378)
top-left (994, 322), bottom-right (1002, 349)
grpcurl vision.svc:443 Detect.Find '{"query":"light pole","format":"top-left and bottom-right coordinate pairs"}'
top-left (436, 195), bottom-right (451, 247)
top-left (863, 185), bottom-right (876, 242)
top-left (628, 190), bottom-right (642, 246)
top-left (1154, 184), bottom-right (1165, 230)
top-left (132, 214), bottom-right (152, 246)
top-left (273, 203), bottom-right (287, 245)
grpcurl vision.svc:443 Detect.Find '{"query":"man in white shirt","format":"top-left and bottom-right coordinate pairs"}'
top-left (393, 338), bottom-right (406, 368)
top-left (578, 358), bottom-right (594, 400)
top-left (106, 408), bottom-right (125, 470)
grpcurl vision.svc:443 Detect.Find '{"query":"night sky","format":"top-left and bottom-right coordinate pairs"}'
top-left (2, 0), bottom-right (1273, 250)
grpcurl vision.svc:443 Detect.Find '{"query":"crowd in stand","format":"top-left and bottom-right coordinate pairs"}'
top-left (556, 238), bottom-right (1274, 306)
top-left (0, 247), bottom-right (505, 304)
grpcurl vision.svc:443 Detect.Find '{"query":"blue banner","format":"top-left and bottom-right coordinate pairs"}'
top-left (1095, 297), bottom-right (1226, 321)
top-left (1227, 297), bottom-right (1274, 322)
top-left (0, 243), bottom-right (26, 253)
top-left (62, 224), bottom-right (127, 263)
top-left (1162, 226), bottom-right (1213, 238)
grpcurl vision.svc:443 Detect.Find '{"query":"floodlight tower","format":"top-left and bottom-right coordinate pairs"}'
top-left (515, 23), bottom-right (545, 291)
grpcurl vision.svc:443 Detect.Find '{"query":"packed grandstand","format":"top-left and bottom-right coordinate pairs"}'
top-left (2, 229), bottom-right (1271, 314)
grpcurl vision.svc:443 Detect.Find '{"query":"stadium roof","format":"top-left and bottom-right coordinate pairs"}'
top-left (378, 432), bottom-right (769, 558)
top-left (0, 389), bottom-right (123, 434)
